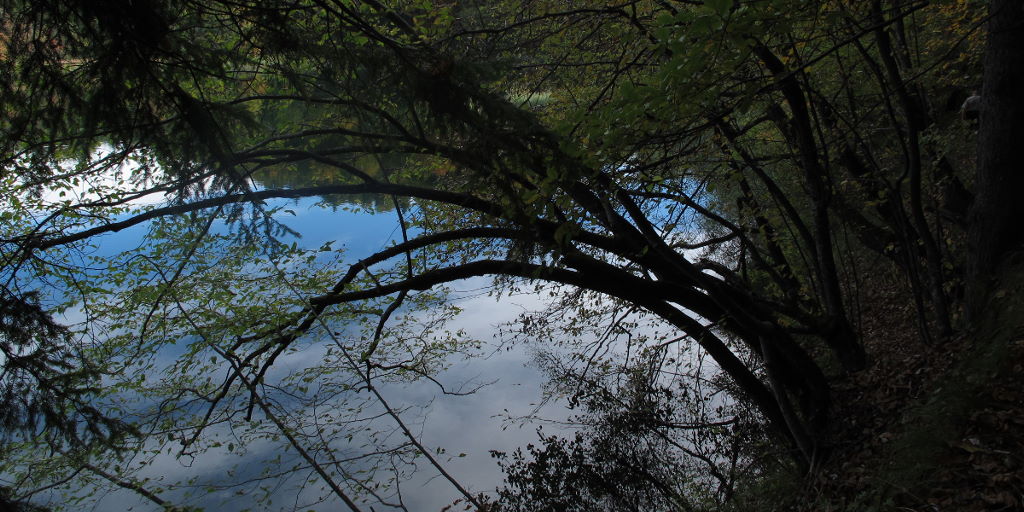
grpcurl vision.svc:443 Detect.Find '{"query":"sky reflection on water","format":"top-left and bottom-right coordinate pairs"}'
top-left (53, 193), bottom-right (565, 511)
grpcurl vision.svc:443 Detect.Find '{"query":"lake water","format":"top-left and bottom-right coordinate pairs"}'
top-left (6, 168), bottom-right (707, 511)
top-left (12, 187), bottom-right (572, 511)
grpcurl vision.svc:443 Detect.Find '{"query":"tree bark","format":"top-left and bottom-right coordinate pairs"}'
top-left (968, 0), bottom-right (1024, 316)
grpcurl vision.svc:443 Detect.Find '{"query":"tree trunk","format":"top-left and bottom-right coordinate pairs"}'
top-left (968, 0), bottom-right (1024, 315)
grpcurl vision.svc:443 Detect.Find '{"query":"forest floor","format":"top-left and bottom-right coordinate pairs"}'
top-left (776, 258), bottom-right (1024, 511)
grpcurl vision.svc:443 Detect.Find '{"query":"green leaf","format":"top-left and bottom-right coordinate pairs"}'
top-left (706, 0), bottom-right (732, 17)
